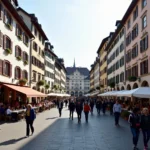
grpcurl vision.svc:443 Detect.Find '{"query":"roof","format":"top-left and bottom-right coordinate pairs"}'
top-left (97, 36), bottom-right (109, 54)
top-left (17, 7), bottom-right (48, 40)
top-left (106, 0), bottom-right (138, 51)
top-left (85, 76), bottom-right (90, 80)
top-left (1, 0), bottom-right (34, 38)
top-left (3, 84), bottom-right (46, 97)
top-left (66, 67), bottom-right (89, 76)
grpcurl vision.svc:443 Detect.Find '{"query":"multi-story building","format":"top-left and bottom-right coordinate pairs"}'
top-left (17, 7), bottom-right (48, 93)
top-left (97, 36), bottom-right (110, 93)
top-left (93, 57), bottom-right (100, 90)
top-left (90, 65), bottom-right (94, 91)
top-left (44, 42), bottom-right (56, 93)
top-left (107, 21), bottom-right (126, 91)
top-left (124, 0), bottom-right (150, 90)
top-left (0, 0), bottom-right (34, 102)
top-left (66, 63), bottom-right (90, 97)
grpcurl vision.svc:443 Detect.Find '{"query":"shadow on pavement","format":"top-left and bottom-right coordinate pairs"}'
top-left (46, 117), bottom-right (58, 120)
top-left (0, 137), bottom-right (27, 146)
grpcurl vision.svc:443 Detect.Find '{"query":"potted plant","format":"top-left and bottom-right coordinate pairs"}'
top-left (45, 84), bottom-right (50, 89)
top-left (16, 56), bottom-right (22, 61)
top-left (109, 82), bottom-right (115, 88)
top-left (37, 80), bottom-right (45, 86)
top-left (24, 60), bottom-right (28, 65)
top-left (5, 23), bottom-right (12, 30)
top-left (128, 76), bottom-right (137, 82)
top-left (5, 48), bottom-right (12, 55)
top-left (17, 35), bottom-right (22, 40)
top-left (19, 78), bottom-right (27, 86)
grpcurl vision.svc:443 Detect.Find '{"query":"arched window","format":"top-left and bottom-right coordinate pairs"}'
top-left (22, 70), bottom-right (28, 80)
top-left (23, 51), bottom-right (28, 61)
top-left (4, 35), bottom-right (12, 50)
top-left (15, 66), bottom-right (21, 79)
top-left (15, 46), bottom-right (22, 57)
top-left (1, 60), bottom-right (12, 77)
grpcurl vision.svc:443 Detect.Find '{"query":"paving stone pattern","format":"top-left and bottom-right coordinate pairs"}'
top-left (0, 107), bottom-right (144, 150)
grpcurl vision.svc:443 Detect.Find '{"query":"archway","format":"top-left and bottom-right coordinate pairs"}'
top-left (71, 91), bottom-right (74, 96)
top-left (117, 87), bottom-right (120, 91)
top-left (121, 86), bottom-right (124, 90)
top-left (133, 83), bottom-right (138, 89)
top-left (79, 91), bottom-right (83, 97)
top-left (141, 81), bottom-right (149, 87)
top-left (127, 84), bottom-right (131, 90)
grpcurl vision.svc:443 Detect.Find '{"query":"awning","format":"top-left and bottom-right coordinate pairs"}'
top-left (47, 93), bottom-right (71, 97)
top-left (90, 91), bottom-right (100, 96)
top-left (3, 84), bottom-right (46, 97)
top-left (98, 91), bottom-right (117, 97)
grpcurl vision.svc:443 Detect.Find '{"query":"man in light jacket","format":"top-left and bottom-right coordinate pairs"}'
top-left (113, 100), bottom-right (122, 126)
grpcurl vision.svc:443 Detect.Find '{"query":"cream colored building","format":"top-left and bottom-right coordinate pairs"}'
top-left (17, 8), bottom-right (48, 93)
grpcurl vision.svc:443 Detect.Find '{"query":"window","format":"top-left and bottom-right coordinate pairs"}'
top-left (120, 72), bottom-right (124, 82)
top-left (133, 6), bottom-right (138, 21)
top-left (120, 57), bottom-right (124, 67)
top-left (116, 75), bottom-right (119, 84)
top-left (16, 25), bottom-right (22, 37)
top-left (42, 37), bottom-right (44, 45)
top-left (126, 33), bottom-right (132, 46)
top-left (42, 51), bottom-right (44, 57)
top-left (33, 42), bottom-right (38, 51)
top-left (140, 59), bottom-right (148, 75)
top-left (23, 52), bottom-right (28, 61)
top-left (142, 0), bottom-right (147, 8)
top-left (132, 44), bottom-right (138, 59)
top-left (142, 15), bottom-right (147, 29)
top-left (38, 73), bottom-right (41, 81)
top-left (4, 10), bottom-right (13, 29)
top-left (126, 51), bottom-right (131, 63)
top-left (33, 71), bottom-right (36, 82)
top-left (127, 19), bottom-right (130, 29)
top-left (120, 43), bottom-right (124, 52)
top-left (4, 61), bottom-right (11, 77)
top-left (132, 24), bottom-right (138, 40)
top-left (39, 47), bottom-right (41, 55)
top-left (22, 70), bottom-right (28, 80)
top-left (15, 67), bottom-right (21, 79)
top-left (126, 68), bottom-right (131, 79)
top-left (39, 34), bottom-right (41, 41)
top-left (15, 46), bottom-right (22, 57)
top-left (116, 61), bottom-right (119, 70)
top-left (34, 27), bottom-right (37, 36)
top-left (140, 35), bottom-right (148, 53)
top-left (132, 65), bottom-right (138, 77)
top-left (116, 48), bottom-right (119, 57)
top-left (24, 34), bottom-right (29, 46)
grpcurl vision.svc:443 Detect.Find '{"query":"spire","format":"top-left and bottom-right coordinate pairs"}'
top-left (73, 58), bottom-right (76, 68)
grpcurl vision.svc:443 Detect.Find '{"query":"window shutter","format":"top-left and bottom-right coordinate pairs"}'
top-left (21, 49), bottom-right (23, 58)
top-left (146, 35), bottom-right (148, 50)
top-left (140, 63), bottom-right (142, 75)
top-left (32, 56), bottom-right (34, 64)
top-left (16, 24), bottom-right (18, 36)
top-left (15, 46), bottom-right (18, 57)
top-left (9, 64), bottom-right (12, 77)
top-left (2, 61), bottom-right (5, 75)
top-left (11, 40), bottom-right (13, 51)
top-left (3, 9), bottom-right (7, 24)
top-left (11, 18), bottom-right (13, 30)
top-left (0, 31), bottom-right (3, 47)
top-left (3, 35), bottom-right (6, 49)
top-left (140, 40), bottom-right (143, 53)
top-left (26, 54), bottom-right (28, 61)
top-left (136, 44), bottom-right (138, 56)
top-left (15, 67), bottom-right (17, 79)
top-left (0, 59), bottom-right (3, 74)
top-left (20, 69), bottom-right (22, 79)
top-left (0, 4), bottom-right (3, 20)
top-left (136, 24), bottom-right (138, 36)
top-left (23, 52), bottom-right (25, 61)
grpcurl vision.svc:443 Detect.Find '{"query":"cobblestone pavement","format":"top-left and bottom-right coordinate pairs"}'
top-left (0, 107), bottom-right (144, 150)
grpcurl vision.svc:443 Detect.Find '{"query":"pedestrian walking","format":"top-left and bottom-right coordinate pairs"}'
top-left (69, 100), bottom-right (75, 120)
top-left (90, 100), bottom-right (94, 114)
top-left (76, 101), bottom-right (83, 123)
top-left (57, 100), bottom-right (63, 117)
top-left (140, 108), bottom-right (150, 150)
top-left (25, 104), bottom-right (36, 137)
top-left (102, 100), bottom-right (107, 115)
top-left (113, 100), bottom-right (122, 126)
top-left (128, 108), bottom-right (140, 150)
top-left (84, 101), bottom-right (90, 122)
top-left (96, 100), bottom-right (101, 115)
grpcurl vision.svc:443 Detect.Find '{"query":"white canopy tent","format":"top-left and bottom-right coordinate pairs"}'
top-left (84, 93), bottom-right (90, 97)
top-left (98, 91), bottom-right (117, 97)
top-left (90, 91), bottom-right (100, 96)
top-left (132, 87), bottom-right (150, 98)
top-left (47, 93), bottom-right (71, 97)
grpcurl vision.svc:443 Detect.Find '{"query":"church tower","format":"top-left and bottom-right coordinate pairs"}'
top-left (73, 58), bottom-right (76, 68)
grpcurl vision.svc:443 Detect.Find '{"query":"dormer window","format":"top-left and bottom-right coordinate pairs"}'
top-left (4, 10), bottom-right (13, 30)
top-left (23, 34), bottom-right (29, 46)
top-left (16, 24), bottom-right (22, 40)
top-left (34, 27), bottom-right (37, 36)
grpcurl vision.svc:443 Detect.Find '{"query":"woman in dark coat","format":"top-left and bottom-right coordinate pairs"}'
top-left (25, 104), bottom-right (36, 137)
top-left (76, 101), bottom-right (83, 123)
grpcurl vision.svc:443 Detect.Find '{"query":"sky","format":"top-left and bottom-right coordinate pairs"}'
top-left (19, 0), bottom-right (132, 70)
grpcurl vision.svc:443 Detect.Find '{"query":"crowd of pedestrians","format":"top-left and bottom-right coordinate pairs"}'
top-left (55, 97), bottom-right (150, 150)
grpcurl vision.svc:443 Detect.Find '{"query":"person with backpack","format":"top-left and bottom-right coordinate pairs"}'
top-left (140, 108), bottom-right (150, 150)
top-left (25, 104), bottom-right (36, 137)
top-left (90, 99), bottom-right (94, 114)
top-left (128, 108), bottom-right (140, 150)
top-left (84, 101), bottom-right (90, 123)
top-left (69, 99), bottom-right (75, 120)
